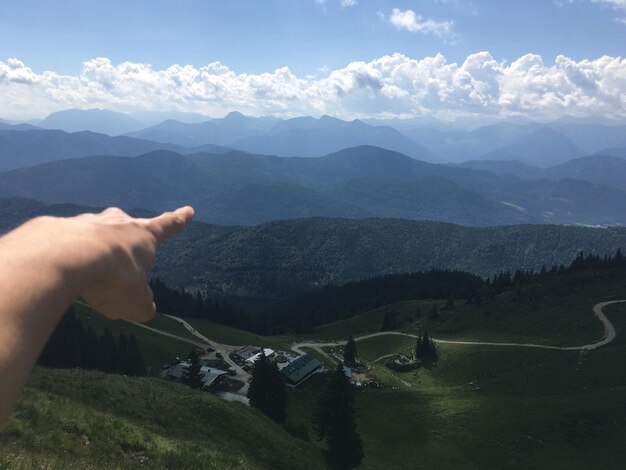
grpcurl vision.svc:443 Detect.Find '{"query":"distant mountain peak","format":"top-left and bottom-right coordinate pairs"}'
top-left (224, 111), bottom-right (247, 119)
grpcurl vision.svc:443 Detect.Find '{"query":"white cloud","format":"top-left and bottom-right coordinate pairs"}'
top-left (593, 0), bottom-right (626, 21)
top-left (1, 53), bottom-right (625, 121)
top-left (592, 0), bottom-right (626, 9)
top-left (385, 8), bottom-right (454, 39)
top-left (315, 0), bottom-right (356, 7)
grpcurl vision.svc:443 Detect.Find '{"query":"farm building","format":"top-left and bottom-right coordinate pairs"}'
top-left (163, 361), bottom-right (227, 390)
top-left (233, 345), bottom-right (261, 362)
top-left (245, 348), bottom-right (275, 365)
top-left (280, 354), bottom-right (324, 387)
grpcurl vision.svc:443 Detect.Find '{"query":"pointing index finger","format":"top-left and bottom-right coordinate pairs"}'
top-left (148, 206), bottom-right (194, 244)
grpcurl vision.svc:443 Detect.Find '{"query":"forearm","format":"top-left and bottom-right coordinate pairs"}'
top-left (0, 206), bottom-right (193, 426)
top-left (0, 218), bottom-right (87, 424)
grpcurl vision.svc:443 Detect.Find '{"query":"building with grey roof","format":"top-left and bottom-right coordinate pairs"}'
top-left (280, 354), bottom-right (324, 387)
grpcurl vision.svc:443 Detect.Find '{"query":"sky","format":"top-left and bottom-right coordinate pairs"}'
top-left (0, 0), bottom-right (625, 121)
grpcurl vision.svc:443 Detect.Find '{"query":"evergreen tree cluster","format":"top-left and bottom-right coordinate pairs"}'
top-left (314, 365), bottom-right (364, 470)
top-left (150, 278), bottom-right (257, 331)
top-left (415, 330), bottom-right (438, 363)
top-left (39, 307), bottom-right (146, 376)
top-left (247, 352), bottom-right (287, 423)
top-left (275, 269), bottom-right (484, 333)
top-left (485, 249), bottom-right (626, 296)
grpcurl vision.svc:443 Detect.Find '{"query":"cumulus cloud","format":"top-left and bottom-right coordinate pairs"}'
top-left (1, 53), bottom-right (625, 121)
top-left (340, 0), bottom-right (357, 6)
top-left (384, 8), bottom-right (455, 39)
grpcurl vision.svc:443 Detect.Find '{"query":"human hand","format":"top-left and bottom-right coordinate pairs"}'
top-left (67, 206), bottom-right (194, 322)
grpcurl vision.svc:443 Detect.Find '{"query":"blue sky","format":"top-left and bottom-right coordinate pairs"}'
top-left (0, 0), bottom-right (624, 120)
top-left (1, 0), bottom-right (624, 75)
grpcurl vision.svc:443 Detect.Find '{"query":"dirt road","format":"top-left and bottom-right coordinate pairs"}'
top-left (289, 300), bottom-right (626, 362)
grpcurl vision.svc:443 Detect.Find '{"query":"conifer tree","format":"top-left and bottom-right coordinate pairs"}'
top-left (415, 330), bottom-right (438, 362)
top-left (128, 334), bottom-right (147, 376)
top-left (99, 328), bottom-right (117, 372)
top-left (183, 349), bottom-right (205, 389)
top-left (248, 352), bottom-right (287, 423)
top-left (343, 336), bottom-right (357, 365)
top-left (313, 364), bottom-right (364, 469)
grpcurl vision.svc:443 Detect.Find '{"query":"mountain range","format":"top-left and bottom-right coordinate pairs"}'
top-left (0, 128), bottom-right (232, 172)
top-left (1, 199), bottom-right (624, 300)
top-left (11, 108), bottom-right (626, 167)
top-left (0, 145), bottom-right (626, 226)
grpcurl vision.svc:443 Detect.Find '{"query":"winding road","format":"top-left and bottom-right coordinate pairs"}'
top-left (118, 300), bottom-right (625, 394)
top-left (289, 300), bottom-right (626, 364)
top-left (161, 314), bottom-right (252, 393)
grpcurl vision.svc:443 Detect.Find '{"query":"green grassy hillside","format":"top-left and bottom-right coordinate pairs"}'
top-left (283, 302), bottom-right (626, 469)
top-left (73, 304), bottom-right (195, 370)
top-left (280, 268), bottom-right (626, 469)
top-left (0, 368), bottom-right (325, 470)
top-left (309, 268), bottom-right (626, 346)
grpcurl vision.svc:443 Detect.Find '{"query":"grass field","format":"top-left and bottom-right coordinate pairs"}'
top-left (0, 368), bottom-right (325, 470)
top-left (183, 318), bottom-right (294, 351)
top-left (284, 280), bottom-right (626, 470)
top-left (50, 269), bottom-right (626, 469)
top-left (74, 304), bottom-right (194, 370)
top-left (309, 270), bottom-right (626, 348)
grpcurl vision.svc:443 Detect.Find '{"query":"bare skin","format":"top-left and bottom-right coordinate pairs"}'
top-left (0, 206), bottom-right (194, 425)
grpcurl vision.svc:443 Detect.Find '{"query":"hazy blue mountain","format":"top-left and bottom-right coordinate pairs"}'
top-left (403, 122), bottom-right (542, 162)
top-left (544, 155), bottom-right (626, 191)
top-left (0, 151), bottom-right (204, 209)
top-left (362, 116), bottom-right (455, 131)
top-left (185, 143), bottom-right (233, 154)
top-left (593, 147), bottom-right (626, 159)
top-left (128, 110), bottom-right (212, 125)
top-left (230, 118), bottom-right (440, 161)
top-left (127, 111), bottom-right (280, 146)
top-left (456, 160), bottom-right (545, 180)
top-left (0, 121), bottom-right (40, 131)
top-left (197, 182), bottom-right (373, 225)
top-left (548, 122), bottom-right (626, 154)
top-left (480, 127), bottom-right (583, 167)
top-left (38, 108), bottom-right (145, 135)
top-left (481, 177), bottom-right (626, 225)
top-left (0, 129), bottom-right (185, 171)
top-left (2, 146), bottom-right (626, 227)
top-left (328, 176), bottom-right (533, 225)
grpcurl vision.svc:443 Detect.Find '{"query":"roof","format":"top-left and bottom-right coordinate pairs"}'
top-left (245, 348), bottom-right (276, 364)
top-left (234, 345), bottom-right (261, 360)
top-left (281, 354), bottom-right (323, 385)
top-left (343, 366), bottom-right (352, 379)
top-left (201, 372), bottom-right (225, 388)
top-left (165, 361), bottom-right (226, 381)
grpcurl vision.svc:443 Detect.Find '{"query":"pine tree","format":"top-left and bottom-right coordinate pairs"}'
top-left (313, 365), bottom-right (364, 469)
top-left (127, 334), bottom-right (147, 376)
top-left (99, 328), bottom-right (117, 372)
top-left (415, 330), bottom-right (438, 363)
top-left (183, 349), bottom-right (205, 389)
top-left (117, 333), bottom-right (129, 374)
top-left (343, 336), bottom-right (357, 365)
top-left (248, 352), bottom-right (287, 423)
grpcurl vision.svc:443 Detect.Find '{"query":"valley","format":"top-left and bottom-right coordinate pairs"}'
top-left (5, 263), bottom-right (626, 469)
